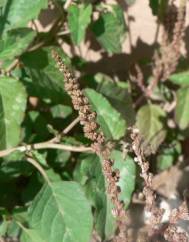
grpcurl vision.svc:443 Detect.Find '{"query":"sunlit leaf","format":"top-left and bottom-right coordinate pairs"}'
top-left (28, 181), bottom-right (93, 242)
top-left (0, 77), bottom-right (27, 148)
top-left (85, 88), bottom-right (127, 140)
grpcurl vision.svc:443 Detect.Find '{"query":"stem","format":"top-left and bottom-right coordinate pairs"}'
top-left (50, 116), bottom-right (80, 143)
top-left (26, 156), bottom-right (50, 184)
top-left (64, 0), bottom-right (72, 10)
top-left (0, 116), bottom-right (86, 158)
top-left (0, 142), bottom-right (93, 158)
top-left (27, 41), bottom-right (45, 52)
top-left (6, 59), bottom-right (19, 73)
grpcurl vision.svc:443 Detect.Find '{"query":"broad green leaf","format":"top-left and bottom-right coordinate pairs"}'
top-left (92, 5), bottom-right (127, 53)
top-left (74, 154), bottom-right (116, 240)
top-left (94, 73), bottom-right (135, 126)
top-left (28, 181), bottom-right (93, 242)
top-left (169, 71), bottom-right (189, 86)
top-left (111, 150), bottom-right (136, 207)
top-left (45, 169), bottom-right (62, 182)
top-left (21, 48), bottom-right (69, 103)
top-left (0, 28), bottom-right (35, 60)
top-left (1, 0), bottom-right (48, 31)
top-left (136, 104), bottom-right (167, 154)
top-left (175, 87), bottom-right (189, 129)
top-left (68, 4), bottom-right (92, 45)
top-left (85, 88), bottom-right (127, 140)
top-left (0, 77), bottom-right (27, 149)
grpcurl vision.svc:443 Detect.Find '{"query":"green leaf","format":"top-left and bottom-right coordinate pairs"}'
top-left (5, 220), bottom-right (21, 238)
top-left (45, 169), bottom-right (62, 182)
top-left (149, 0), bottom-right (168, 17)
top-left (1, 0), bottom-right (48, 31)
top-left (157, 141), bottom-right (181, 171)
top-left (169, 71), bottom-right (189, 86)
top-left (111, 150), bottom-right (136, 208)
top-left (21, 48), bottom-right (69, 103)
top-left (0, 219), bottom-right (8, 236)
top-left (85, 88), bottom-right (127, 140)
top-left (68, 4), bottom-right (92, 45)
top-left (175, 87), bottom-right (189, 129)
top-left (0, 28), bottom-right (35, 61)
top-left (0, 77), bottom-right (27, 149)
top-left (20, 227), bottom-right (45, 242)
top-left (47, 149), bottom-right (71, 167)
top-left (50, 104), bottom-right (72, 119)
top-left (92, 5), bottom-right (127, 53)
top-left (94, 73), bottom-right (135, 126)
top-left (28, 181), bottom-right (93, 242)
top-left (149, 0), bottom-right (159, 15)
top-left (74, 154), bottom-right (116, 240)
top-left (31, 151), bottom-right (48, 168)
top-left (0, 0), bottom-right (6, 7)
top-left (136, 104), bottom-right (167, 154)
top-left (21, 173), bottom-right (43, 203)
top-left (0, 153), bottom-right (33, 181)
top-left (24, 111), bottom-right (50, 140)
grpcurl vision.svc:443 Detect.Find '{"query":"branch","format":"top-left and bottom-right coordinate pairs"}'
top-left (6, 59), bottom-right (19, 73)
top-left (64, 0), bottom-right (72, 10)
top-left (0, 142), bottom-right (93, 158)
top-left (49, 116), bottom-right (80, 143)
top-left (26, 156), bottom-right (50, 184)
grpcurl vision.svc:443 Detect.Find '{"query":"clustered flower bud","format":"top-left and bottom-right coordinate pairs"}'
top-left (130, 128), bottom-right (164, 234)
top-left (148, 0), bottom-right (186, 95)
top-left (52, 50), bottom-right (127, 242)
top-left (130, 127), bottom-right (189, 240)
top-left (52, 51), bottom-right (105, 146)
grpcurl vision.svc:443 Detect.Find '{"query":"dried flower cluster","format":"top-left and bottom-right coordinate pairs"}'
top-left (147, 0), bottom-right (186, 96)
top-left (164, 224), bottom-right (188, 242)
top-left (130, 128), bottom-right (164, 231)
top-left (52, 50), bottom-right (127, 242)
top-left (164, 199), bottom-right (189, 241)
top-left (130, 127), bottom-right (189, 241)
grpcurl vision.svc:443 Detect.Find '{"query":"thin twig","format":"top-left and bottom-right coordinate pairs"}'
top-left (64, 0), bottom-right (72, 10)
top-left (0, 116), bottom-right (83, 158)
top-left (26, 156), bottom-right (50, 184)
top-left (6, 59), bottom-right (19, 73)
top-left (56, 30), bottom-right (70, 36)
top-left (49, 116), bottom-right (80, 143)
top-left (125, 9), bottom-right (133, 52)
top-left (63, 116), bottom-right (80, 134)
top-left (0, 142), bottom-right (93, 158)
top-left (27, 41), bottom-right (45, 52)
top-left (31, 20), bottom-right (39, 32)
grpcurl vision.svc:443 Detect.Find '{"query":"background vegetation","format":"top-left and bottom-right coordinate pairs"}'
top-left (0, 0), bottom-right (189, 241)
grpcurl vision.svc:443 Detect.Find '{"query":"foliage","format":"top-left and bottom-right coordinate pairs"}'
top-left (0, 0), bottom-right (188, 241)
